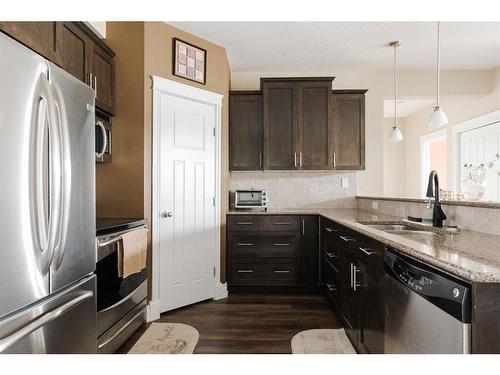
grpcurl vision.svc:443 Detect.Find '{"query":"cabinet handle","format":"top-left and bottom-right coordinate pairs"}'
top-left (350, 263), bottom-right (354, 288)
top-left (88, 73), bottom-right (93, 88)
top-left (294, 152), bottom-right (297, 167)
top-left (237, 243), bottom-right (254, 246)
top-left (274, 243), bottom-right (291, 246)
top-left (325, 227), bottom-right (337, 233)
top-left (333, 152), bottom-right (337, 168)
top-left (326, 252), bottom-right (336, 258)
top-left (94, 75), bottom-right (98, 99)
top-left (358, 247), bottom-right (375, 256)
top-left (274, 222), bottom-right (290, 225)
top-left (353, 265), bottom-right (361, 291)
top-left (259, 153), bottom-right (262, 168)
top-left (236, 222), bottom-right (253, 225)
top-left (274, 270), bottom-right (291, 273)
top-left (340, 235), bottom-right (355, 242)
top-left (299, 152), bottom-right (303, 167)
top-left (237, 270), bottom-right (254, 273)
top-left (302, 219), bottom-right (305, 235)
top-left (326, 284), bottom-right (337, 292)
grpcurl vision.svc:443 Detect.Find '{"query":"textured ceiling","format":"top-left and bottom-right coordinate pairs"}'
top-left (168, 22), bottom-right (500, 72)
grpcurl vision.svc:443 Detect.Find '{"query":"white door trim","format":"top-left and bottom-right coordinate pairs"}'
top-left (148, 76), bottom-right (226, 322)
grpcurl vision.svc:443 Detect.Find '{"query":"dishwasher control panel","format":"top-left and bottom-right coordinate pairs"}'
top-left (385, 249), bottom-right (471, 323)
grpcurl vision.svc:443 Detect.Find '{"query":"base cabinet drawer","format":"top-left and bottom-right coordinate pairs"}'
top-left (229, 259), bottom-right (297, 285)
top-left (227, 215), bottom-right (265, 231)
top-left (264, 215), bottom-right (301, 231)
top-left (229, 234), bottom-right (299, 257)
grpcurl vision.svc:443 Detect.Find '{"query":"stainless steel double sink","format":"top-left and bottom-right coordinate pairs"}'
top-left (362, 223), bottom-right (436, 237)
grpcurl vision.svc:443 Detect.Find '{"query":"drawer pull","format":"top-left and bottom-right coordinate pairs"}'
top-left (237, 243), bottom-right (254, 246)
top-left (358, 247), bottom-right (375, 256)
top-left (274, 243), bottom-right (291, 246)
top-left (325, 227), bottom-right (337, 233)
top-left (340, 235), bottom-right (355, 242)
top-left (237, 270), bottom-right (254, 273)
top-left (236, 222), bottom-right (253, 225)
top-left (326, 252), bottom-right (336, 258)
top-left (274, 222), bottom-right (290, 225)
top-left (326, 284), bottom-right (337, 292)
top-left (274, 270), bottom-right (291, 273)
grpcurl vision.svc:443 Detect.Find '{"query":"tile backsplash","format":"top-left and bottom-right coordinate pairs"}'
top-left (357, 197), bottom-right (500, 235)
top-left (230, 172), bottom-right (357, 210)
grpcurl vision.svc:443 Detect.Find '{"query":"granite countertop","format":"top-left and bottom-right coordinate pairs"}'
top-left (227, 208), bottom-right (500, 283)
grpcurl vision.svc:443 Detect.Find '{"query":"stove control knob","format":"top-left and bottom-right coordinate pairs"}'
top-left (452, 288), bottom-right (460, 298)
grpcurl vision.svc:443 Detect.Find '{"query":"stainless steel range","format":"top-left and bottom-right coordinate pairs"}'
top-left (95, 219), bottom-right (147, 353)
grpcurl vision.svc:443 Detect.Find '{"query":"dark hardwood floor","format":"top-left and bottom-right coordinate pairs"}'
top-left (117, 292), bottom-right (341, 354)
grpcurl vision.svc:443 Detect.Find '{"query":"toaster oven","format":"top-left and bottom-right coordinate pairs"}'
top-left (235, 189), bottom-right (268, 209)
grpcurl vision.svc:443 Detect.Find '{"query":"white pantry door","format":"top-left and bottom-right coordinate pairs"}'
top-left (158, 92), bottom-right (217, 312)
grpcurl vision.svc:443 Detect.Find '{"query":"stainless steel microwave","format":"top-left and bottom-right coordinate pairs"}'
top-left (95, 116), bottom-right (111, 163)
top-left (235, 189), bottom-right (268, 209)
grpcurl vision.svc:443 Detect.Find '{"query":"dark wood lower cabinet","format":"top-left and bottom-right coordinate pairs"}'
top-left (320, 217), bottom-right (385, 354)
top-left (227, 214), bottom-right (319, 289)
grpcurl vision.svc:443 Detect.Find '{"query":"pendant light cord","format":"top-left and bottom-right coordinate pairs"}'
top-left (394, 42), bottom-right (398, 128)
top-left (436, 21), bottom-right (440, 107)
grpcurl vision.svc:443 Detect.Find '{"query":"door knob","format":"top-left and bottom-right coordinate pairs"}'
top-left (161, 211), bottom-right (173, 218)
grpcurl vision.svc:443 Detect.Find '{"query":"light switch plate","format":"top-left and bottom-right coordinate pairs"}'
top-left (341, 177), bottom-right (349, 188)
top-left (372, 201), bottom-right (378, 210)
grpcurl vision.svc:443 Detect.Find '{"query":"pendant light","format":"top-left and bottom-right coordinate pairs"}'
top-left (429, 21), bottom-right (449, 126)
top-left (389, 40), bottom-right (403, 143)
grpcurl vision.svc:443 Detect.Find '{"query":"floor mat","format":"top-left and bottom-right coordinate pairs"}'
top-left (128, 323), bottom-right (199, 354)
top-left (291, 328), bottom-right (356, 354)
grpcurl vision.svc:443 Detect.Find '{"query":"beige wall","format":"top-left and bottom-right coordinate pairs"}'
top-left (232, 69), bottom-right (493, 198)
top-left (96, 22), bottom-right (145, 218)
top-left (383, 117), bottom-right (407, 197)
top-left (402, 67), bottom-right (500, 198)
top-left (143, 22), bottom-right (231, 282)
top-left (96, 22), bottom-right (231, 287)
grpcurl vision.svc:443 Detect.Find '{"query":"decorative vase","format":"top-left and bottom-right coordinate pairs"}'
top-left (461, 164), bottom-right (487, 201)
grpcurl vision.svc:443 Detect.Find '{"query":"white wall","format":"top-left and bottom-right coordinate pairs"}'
top-left (231, 69), bottom-right (493, 197)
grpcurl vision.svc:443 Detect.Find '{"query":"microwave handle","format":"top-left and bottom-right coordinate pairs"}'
top-left (96, 120), bottom-right (107, 158)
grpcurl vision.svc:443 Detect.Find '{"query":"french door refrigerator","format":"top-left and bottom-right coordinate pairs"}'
top-left (0, 32), bottom-right (97, 353)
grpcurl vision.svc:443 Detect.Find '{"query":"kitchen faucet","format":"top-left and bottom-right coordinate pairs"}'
top-left (426, 170), bottom-right (447, 227)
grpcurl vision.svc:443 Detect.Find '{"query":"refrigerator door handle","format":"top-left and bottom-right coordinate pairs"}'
top-left (0, 291), bottom-right (93, 352)
top-left (35, 75), bottom-right (61, 276)
top-left (50, 82), bottom-right (72, 271)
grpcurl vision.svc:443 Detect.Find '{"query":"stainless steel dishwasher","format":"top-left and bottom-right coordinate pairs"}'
top-left (384, 249), bottom-right (472, 354)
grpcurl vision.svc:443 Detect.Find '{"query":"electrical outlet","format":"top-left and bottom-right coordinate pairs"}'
top-left (372, 201), bottom-right (379, 210)
top-left (341, 177), bottom-right (349, 188)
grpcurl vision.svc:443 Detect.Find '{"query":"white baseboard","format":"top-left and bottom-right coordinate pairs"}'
top-left (146, 299), bottom-right (161, 322)
top-left (214, 282), bottom-right (228, 300)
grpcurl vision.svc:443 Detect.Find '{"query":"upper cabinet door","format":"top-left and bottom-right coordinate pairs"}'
top-left (92, 43), bottom-right (115, 115)
top-left (262, 80), bottom-right (298, 170)
top-left (229, 92), bottom-right (263, 171)
top-left (297, 80), bottom-right (333, 170)
top-left (0, 22), bottom-right (63, 66)
top-left (60, 22), bottom-right (91, 84)
top-left (333, 91), bottom-right (366, 170)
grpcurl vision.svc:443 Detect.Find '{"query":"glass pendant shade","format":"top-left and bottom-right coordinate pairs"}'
top-left (389, 126), bottom-right (403, 143)
top-left (429, 105), bottom-right (448, 127)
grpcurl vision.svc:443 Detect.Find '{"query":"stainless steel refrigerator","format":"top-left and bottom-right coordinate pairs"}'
top-left (0, 32), bottom-right (97, 353)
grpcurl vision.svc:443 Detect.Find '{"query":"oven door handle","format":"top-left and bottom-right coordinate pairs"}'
top-left (97, 309), bottom-right (144, 350)
top-left (97, 234), bottom-right (123, 248)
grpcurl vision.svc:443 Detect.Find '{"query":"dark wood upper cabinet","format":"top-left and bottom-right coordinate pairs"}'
top-left (0, 22), bottom-right (63, 66)
top-left (0, 22), bottom-right (115, 115)
top-left (297, 80), bottom-right (333, 170)
top-left (262, 80), bottom-right (297, 170)
top-left (92, 42), bottom-right (115, 115)
top-left (229, 92), bottom-right (263, 171)
top-left (332, 90), bottom-right (367, 170)
top-left (60, 22), bottom-right (91, 83)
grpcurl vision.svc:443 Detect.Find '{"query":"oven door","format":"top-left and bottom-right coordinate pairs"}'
top-left (96, 228), bottom-right (147, 337)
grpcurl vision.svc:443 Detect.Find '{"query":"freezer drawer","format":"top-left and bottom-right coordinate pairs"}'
top-left (0, 275), bottom-right (97, 354)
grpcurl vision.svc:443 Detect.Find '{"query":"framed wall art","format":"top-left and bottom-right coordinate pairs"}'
top-left (172, 37), bottom-right (207, 85)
